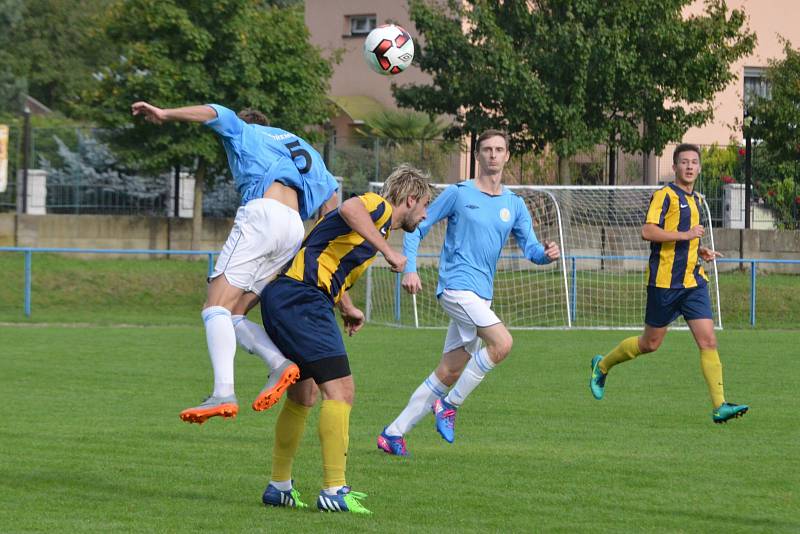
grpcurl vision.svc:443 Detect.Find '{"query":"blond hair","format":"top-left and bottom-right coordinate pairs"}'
top-left (380, 164), bottom-right (432, 205)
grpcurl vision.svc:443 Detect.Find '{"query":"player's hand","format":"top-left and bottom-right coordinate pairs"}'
top-left (698, 247), bottom-right (723, 262)
top-left (401, 272), bottom-right (422, 294)
top-left (341, 306), bottom-right (365, 336)
top-left (384, 249), bottom-right (407, 273)
top-left (544, 240), bottom-right (560, 261)
top-left (131, 101), bottom-right (167, 124)
top-left (684, 225), bottom-right (704, 240)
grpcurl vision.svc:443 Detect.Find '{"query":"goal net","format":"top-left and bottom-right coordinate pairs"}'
top-left (362, 183), bottom-right (721, 329)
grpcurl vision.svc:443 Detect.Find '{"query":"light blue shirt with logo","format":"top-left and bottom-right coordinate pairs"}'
top-left (403, 179), bottom-right (550, 300)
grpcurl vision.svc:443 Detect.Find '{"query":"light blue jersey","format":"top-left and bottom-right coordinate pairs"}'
top-left (404, 180), bottom-right (550, 300)
top-left (204, 104), bottom-right (338, 220)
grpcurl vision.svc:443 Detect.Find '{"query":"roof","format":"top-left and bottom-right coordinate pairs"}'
top-left (328, 95), bottom-right (386, 125)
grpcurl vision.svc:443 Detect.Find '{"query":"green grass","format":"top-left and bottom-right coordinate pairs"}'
top-left (2, 253), bottom-right (799, 328)
top-left (2, 326), bottom-right (798, 532)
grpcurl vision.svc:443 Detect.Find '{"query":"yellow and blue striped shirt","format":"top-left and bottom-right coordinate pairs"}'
top-left (284, 192), bottom-right (392, 304)
top-left (645, 183), bottom-right (708, 289)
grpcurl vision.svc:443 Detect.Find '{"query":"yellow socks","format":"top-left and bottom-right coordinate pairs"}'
top-left (271, 398), bottom-right (311, 482)
top-left (318, 399), bottom-right (351, 489)
top-left (700, 349), bottom-right (725, 409)
top-left (599, 336), bottom-right (642, 373)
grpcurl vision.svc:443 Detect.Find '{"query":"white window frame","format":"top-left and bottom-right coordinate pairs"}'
top-left (348, 15), bottom-right (376, 36)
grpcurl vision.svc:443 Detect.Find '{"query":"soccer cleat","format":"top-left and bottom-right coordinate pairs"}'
top-left (316, 486), bottom-right (372, 515)
top-left (179, 394), bottom-right (238, 424)
top-left (377, 428), bottom-right (408, 456)
top-left (262, 481), bottom-right (308, 509)
top-left (589, 355), bottom-right (607, 400)
top-left (432, 397), bottom-right (457, 443)
top-left (252, 360), bottom-right (301, 412)
top-left (712, 402), bottom-right (749, 424)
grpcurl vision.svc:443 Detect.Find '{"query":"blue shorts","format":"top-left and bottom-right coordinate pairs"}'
top-left (261, 277), bottom-right (349, 382)
top-left (645, 285), bottom-right (713, 327)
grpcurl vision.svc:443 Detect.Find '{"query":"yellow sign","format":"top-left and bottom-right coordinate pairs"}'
top-left (0, 125), bottom-right (8, 193)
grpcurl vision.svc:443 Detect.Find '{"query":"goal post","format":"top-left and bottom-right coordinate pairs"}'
top-left (363, 182), bottom-right (721, 330)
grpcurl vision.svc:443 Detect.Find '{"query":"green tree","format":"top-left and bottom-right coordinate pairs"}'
top-left (397, 0), bottom-right (755, 183)
top-left (85, 0), bottom-right (333, 248)
top-left (0, 0), bottom-right (117, 115)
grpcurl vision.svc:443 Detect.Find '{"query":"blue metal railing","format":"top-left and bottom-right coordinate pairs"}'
top-left (2, 247), bottom-right (799, 326)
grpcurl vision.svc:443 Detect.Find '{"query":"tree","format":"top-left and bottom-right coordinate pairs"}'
top-left (85, 0), bottom-right (333, 248)
top-left (397, 0), bottom-right (755, 183)
top-left (0, 0), bottom-right (117, 115)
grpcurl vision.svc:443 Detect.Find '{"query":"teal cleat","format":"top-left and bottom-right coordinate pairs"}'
top-left (589, 355), bottom-right (607, 400)
top-left (712, 402), bottom-right (749, 424)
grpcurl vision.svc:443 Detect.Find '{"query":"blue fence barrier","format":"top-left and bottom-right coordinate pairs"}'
top-left (2, 247), bottom-right (799, 326)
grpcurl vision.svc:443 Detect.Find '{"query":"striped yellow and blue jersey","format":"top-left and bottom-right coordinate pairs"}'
top-left (645, 183), bottom-right (708, 288)
top-left (284, 192), bottom-right (392, 304)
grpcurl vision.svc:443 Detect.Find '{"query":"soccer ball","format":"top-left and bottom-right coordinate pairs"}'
top-left (363, 24), bottom-right (414, 76)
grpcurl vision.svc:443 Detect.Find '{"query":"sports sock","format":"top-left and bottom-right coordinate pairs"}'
top-left (269, 480), bottom-right (292, 492)
top-left (231, 315), bottom-right (288, 371)
top-left (444, 348), bottom-right (495, 407)
top-left (271, 398), bottom-right (312, 482)
top-left (202, 306), bottom-right (236, 398)
top-left (319, 399), bottom-right (351, 489)
top-left (599, 336), bottom-right (642, 374)
top-left (700, 348), bottom-right (725, 409)
top-left (385, 371), bottom-right (448, 436)
top-left (323, 486), bottom-right (344, 496)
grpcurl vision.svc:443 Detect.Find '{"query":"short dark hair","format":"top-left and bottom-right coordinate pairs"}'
top-left (673, 143), bottom-right (701, 165)
top-left (238, 108), bottom-right (268, 126)
top-left (475, 129), bottom-right (509, 152)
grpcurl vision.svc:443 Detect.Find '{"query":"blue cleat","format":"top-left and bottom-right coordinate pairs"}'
top-left (589, 355), bottom-right (607, 400)
top-left (432, 397), bottom-right (457, 443)
top-left (316, 486), bottom-right (372, 514)
top-left (377, 428), bottom-right (408, 456)
top-left (262, 481), bottom-right (308, 509)
top-left (712, 402), bottom-right (749, 424)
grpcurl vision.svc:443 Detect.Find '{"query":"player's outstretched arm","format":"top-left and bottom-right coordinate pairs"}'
top-left (131, 102), bottom-right (217, 124)
top-left (641, 223), bottom-right (704, 243)
top-left (339, 196), bottom-right (406, 272)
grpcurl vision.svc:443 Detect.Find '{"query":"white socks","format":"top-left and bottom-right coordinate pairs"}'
top-left (385, 372), bottom-right (448, 437)
top-left (202, 306), bottom-right (236, 398)
top-left (269, 480), bottom-right (292, 492)
top-left (444, 348), bottom-right (495, 407)
top-left (231, 315), bottom-right (288, 371)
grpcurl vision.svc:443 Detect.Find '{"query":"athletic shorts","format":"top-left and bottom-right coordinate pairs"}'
top-left (645, 285), bottom-right (713, 327)
top-left (210, 198), bottom-right (304, 296)
top-left (438, 289), bottom-right (501, 354)
top-left (261, 276), bottom-right (350, 384)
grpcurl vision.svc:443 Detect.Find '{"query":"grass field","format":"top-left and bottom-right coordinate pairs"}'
top-left (2, 325), bottom-right (798, 533)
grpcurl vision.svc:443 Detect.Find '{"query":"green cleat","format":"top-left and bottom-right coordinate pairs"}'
top-left (712, 402), bottom-right (749, 424)
top-left (589, 355), bottom-right (607, 400)
top-left (317, 486), bottom-right (372, 515)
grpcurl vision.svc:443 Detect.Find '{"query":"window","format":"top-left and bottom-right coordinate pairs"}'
top-left (743, 66), bottom-right (770, 115)
top-left (348, 15), bottom-right (376, 36)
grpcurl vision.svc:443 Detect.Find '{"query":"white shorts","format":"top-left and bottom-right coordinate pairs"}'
top-left (438, 289), bottom-right (501, 355)
top-left (211, 198), bottom-right (304, 296)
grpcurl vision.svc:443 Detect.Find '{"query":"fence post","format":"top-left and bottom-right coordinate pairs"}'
top-left (571, 257), bottom-right (577, 323)
top-left (750, 260), bottom-right (756, 327)
top-left (24, 249), bottom-right (32, 317)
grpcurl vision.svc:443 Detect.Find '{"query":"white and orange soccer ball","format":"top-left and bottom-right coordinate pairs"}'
top-left (363, 24), bottom-right (415, 76)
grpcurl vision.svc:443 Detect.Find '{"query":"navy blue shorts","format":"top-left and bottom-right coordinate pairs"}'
top-left (261, 276), bottom-right (350, 384)
top-left (645, 285), bottom-right (713, 327)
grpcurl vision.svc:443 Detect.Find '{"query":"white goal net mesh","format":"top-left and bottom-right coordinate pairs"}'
top-left (362, 183), bottom-right (721, 329)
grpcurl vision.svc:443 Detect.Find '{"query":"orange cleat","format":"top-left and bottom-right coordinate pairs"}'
top-left (252, 361), bottom-right (301, 411)
top-left (179, 395), bottom-right (238, 424)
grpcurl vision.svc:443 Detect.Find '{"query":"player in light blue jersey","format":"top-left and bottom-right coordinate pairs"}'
top-left (378, 130), bottom-right (561, 455)
top-left (132, 101), bottom-right (339, 423)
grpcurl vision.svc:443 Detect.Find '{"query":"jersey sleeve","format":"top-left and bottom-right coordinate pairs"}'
top-left (645, 188), bottom-right (670, 227)
top-left (203, 104), bottom-right (244, 139)
top-left (403, 184), bottom-right (459, 273)
top-left (511, 196), bottom-right (549, 265)
top-left (359, 192), bottom-right (393, 229)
